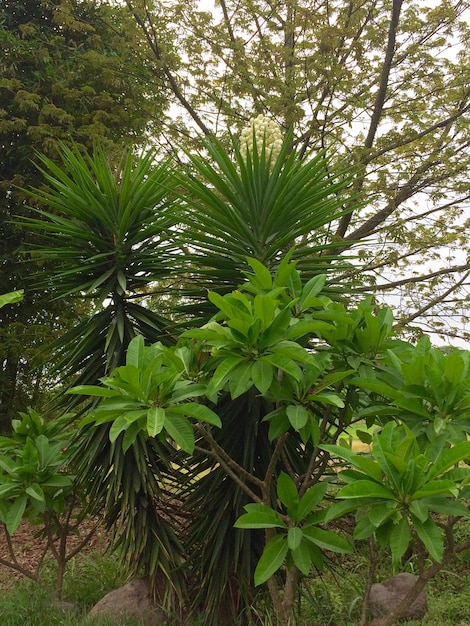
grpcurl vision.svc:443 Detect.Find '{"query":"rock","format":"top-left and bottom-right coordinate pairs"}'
top-left (369, 572), bottom-right (428, 621)
top-left (89, 578), bottom-right (166, 625)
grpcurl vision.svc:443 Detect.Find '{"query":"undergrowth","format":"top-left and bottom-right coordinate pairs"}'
top-left (2, 539), bottom-right (470, 625)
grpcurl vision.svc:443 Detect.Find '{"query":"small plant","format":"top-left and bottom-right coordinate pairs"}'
top-left (0, 409), bottom-right (94, 597)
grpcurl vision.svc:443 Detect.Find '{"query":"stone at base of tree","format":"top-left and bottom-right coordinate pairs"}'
top-left (89, 578), bottom-right (166, 625)
top-left (369, 572), bottom-right (428, 620)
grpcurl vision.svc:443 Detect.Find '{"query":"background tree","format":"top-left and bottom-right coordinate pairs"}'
top-left (121, 0), bottom-right (470, 343)
top-left (0, 0), bottom-right (168, 429)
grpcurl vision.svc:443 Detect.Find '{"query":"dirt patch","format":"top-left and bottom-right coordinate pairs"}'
top-left (0, 517), bottom-right (108, 591)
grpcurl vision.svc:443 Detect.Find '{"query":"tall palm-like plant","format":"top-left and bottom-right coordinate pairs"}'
top-left (171, 132), bottom-right (355, 325)
top-left (23, 128), bottom-right (362, 622)
top-left (24, 143), bottom-right (180, 385)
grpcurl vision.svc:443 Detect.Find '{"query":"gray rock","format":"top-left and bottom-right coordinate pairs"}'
top-left (369, 572), bottom-right (428, 620)
top-left (89, 578), bottom-right (166, 625)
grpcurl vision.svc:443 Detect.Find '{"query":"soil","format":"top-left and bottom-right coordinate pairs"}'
top-left (0, 518), bottom-right (108, 591)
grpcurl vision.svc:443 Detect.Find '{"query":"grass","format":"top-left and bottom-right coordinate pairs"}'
top-left (2, 538), bottom-right (470, 625)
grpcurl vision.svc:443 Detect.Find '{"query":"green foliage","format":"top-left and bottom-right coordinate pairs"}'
top-left (325, 422), bottom-right (470, 564)
top-left (0, 409), bottom-right (75, 535)
top-left (21, 144), bottom-right (180, 385)
top-left (0, 0), bottom-right (166, 428)
top-left (0, 291), bottom-right (23, 308)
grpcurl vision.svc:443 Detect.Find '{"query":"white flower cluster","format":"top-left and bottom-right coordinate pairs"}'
top-left (239, 114), bottom-right (283, 163)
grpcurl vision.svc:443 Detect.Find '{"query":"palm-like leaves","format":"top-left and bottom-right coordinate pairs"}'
top-left (23, 143), bottom-right (180, 381)
top-left (172, 134), bottom-right (355, 317)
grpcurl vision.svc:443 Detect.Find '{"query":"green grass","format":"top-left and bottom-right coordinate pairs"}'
top-left (2, 540), bottom-right (470, 625)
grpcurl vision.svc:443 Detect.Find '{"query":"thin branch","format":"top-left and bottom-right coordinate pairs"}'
top-left (194, 424), bottom-right (264, 494)
top-left (397, 271), bottom-right (470, 327)
top-left (126, 0), bottom-right (212, 137)
top-left (336, 0), bottom-right (404, 237)
top-left (353, 262), bottom-right (470, 293)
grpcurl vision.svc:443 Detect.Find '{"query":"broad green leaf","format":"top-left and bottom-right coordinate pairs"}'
top-left (254, 294), bottom-right (276, 328)
top-left (300, 274), bottom-right (326, 309)
top-left (126, 335), bottom-right (145, 368)
top-left (286, 405), bottom-right (309, 430)
top-left (67, 385), bottom-right (120, 397)
top-left (412, 479), bottom-right (457, 500)
top-left (287, 527), bottom-right (303, 551)
top-left (296, 482), bottom-right (328, 521)
top-left (390, 517), bottom-right (411, 563)
top-left (234, 504), bottom-right (286, 529)
top-left (291, 540), bottom-right (311, 575)
top-left (309, 393), bottom-right (344, 408)
top-left (353, 516), bottom-right (377, 540)
top-left (443, 353), bottom-right (466, 384)
top-left (254, 534), bottom-right (288, 586)
top-left (230, 362), bottom-right (254, 399)
top-left (0, 483), bottom-right (16, 498)
top-left (321, 444), bottom-right (382, 482)
top-left (109, 416), bottom-right (130, 443)
top-left (25, 483), bottom-right (45, 502)
top-left (427, 441), bottom-right (470, 480)
top-left (277, 472), bottom-right (298, 511)
top-left (171, 403), bottom-right (221, 427)
top-left (0, 290), bottom-right (24, 308)
top-left (246, 257), bottom-right (273, 290)
top-left (6, 494), bottom-right (27, 535)
top-left (412, 516), bottom-right (443, 562)
top-left (425, 496), bottom-right (469, 517)
top-left (146, 407), bottom-right (165, 437)
top-left (337, 480), bottom-right (396, 500)
top-left (264, 353), bottom-right (301, 380)
top-left (164, 413), bottom-right (195, 454)
top-left (303, 527), bottom-right (352, 554)
top-left (252, 359), bottom-right (274, 394)
top-left (325, 497), bottom-right (377, 522)
top-left (210, 357), bottom-right (244, 393)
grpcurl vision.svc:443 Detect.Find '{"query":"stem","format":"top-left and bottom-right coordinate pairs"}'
top-left (359, 537), bottom-right (377, 626)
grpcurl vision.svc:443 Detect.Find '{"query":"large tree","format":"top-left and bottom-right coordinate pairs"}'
top-left (121, 0), bottom-right (470, 343)
top-left (0, 0), bottom-right (168, 428)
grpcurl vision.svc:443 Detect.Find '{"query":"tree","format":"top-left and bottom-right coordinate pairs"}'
top-left (0, 0), bottom-right (168, 428)
top-left (23, 125), bottom-right (359, 623)
top-left (120, 0), bottom-right (470, 342)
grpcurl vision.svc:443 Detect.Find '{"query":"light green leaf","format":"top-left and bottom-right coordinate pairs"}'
top-left (146, 407), bottom-right (165, 437)
top-left (390, 517), bottom-right (411, 563)
top-left (25, 483), bottom-right (45, 502)
top-left (286, 405), bottom-right (309, 430)
top-left (296, 482), bottom-right (328, 521)
top-left (277, 472), bottom-right (298, 511)
top-left (67, 385), bottom-right (120, 397)
top-left (337, 480), bottom-right (396, 500)
top-left (412, 516), bottom-right (443, 562)
top-left (252, 359), bottom-right (274, 394)
top-left (291, 540), bottom-right (312, 575)
top-left (171, 403), bottom-right (221, 427)
top-left (235, 504), bottom-right (286, 529)
top-left (427, 441), bottom-right (470, 480)
top-left (6, 494), bottom-right (27, 535)
top-left (303, 527), bottom-right (352, 554)
top-left (287, 527), bottom-right (303, 551)
top-left (254, 534), bottom-right (288, 586)
top-left (246, 257), bottom-right (273, 290)
top-left (165, 413), bottom-right (195, 454)
top-left (126, 335), bottom-right (145, 368)
top-left (109, 416), bottom-right (130, 443)
top-left (0, 290), bottom-right (24, 308)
